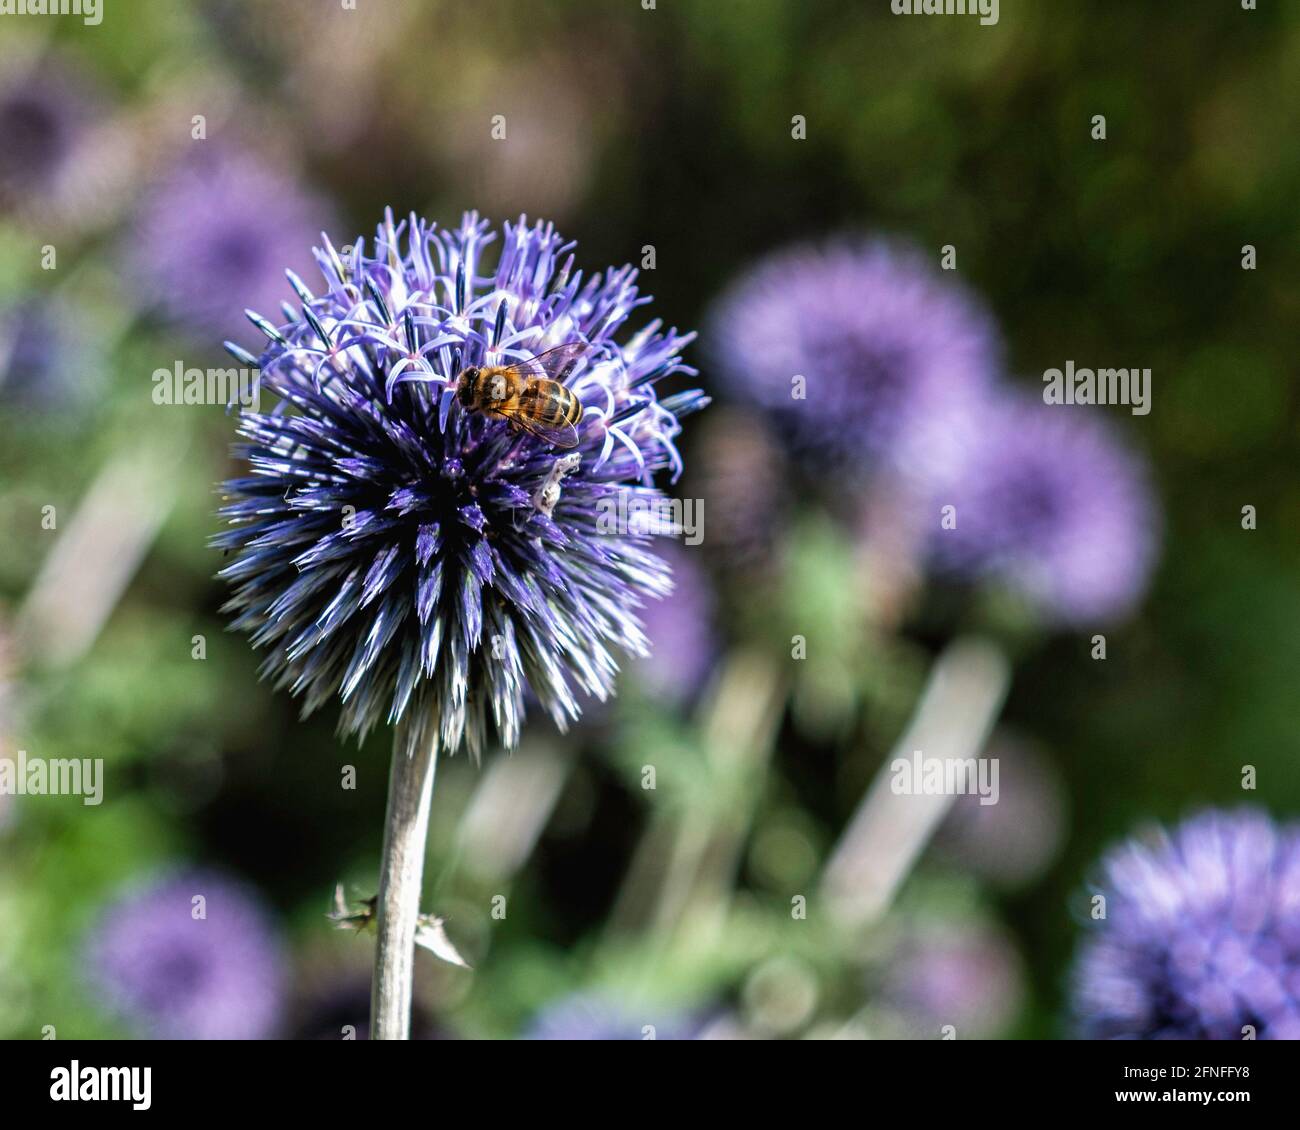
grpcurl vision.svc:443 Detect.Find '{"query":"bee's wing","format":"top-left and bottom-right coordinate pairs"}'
top-left (492, 407), bottom-right (580, 450)
top-left (499, 342), bottom-right (593, 384)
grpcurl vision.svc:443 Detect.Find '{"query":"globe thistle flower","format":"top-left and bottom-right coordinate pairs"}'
top-left (1073, 809), bottom-right (1300, 1041)
top-left (86, 870), bottom-right (286, 1040)
top-left (0, 58), bottom-right (101, 213)
top-left (0, 298), bottom-right (99, 419)
top-left (927, 391), bottom-right (1159, 625)
top-left (216, 211), bottom-right (703, 758)
top-left (215, 210), bottom-right (702, 1038)
top-left (131, 147), bottom-right (331, 338)
top-left (706, 237), bottom-right (1000, 474)
top-left (633, 541), bottom-right (717, 705)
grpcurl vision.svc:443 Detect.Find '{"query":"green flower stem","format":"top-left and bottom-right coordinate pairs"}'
top-left (821, 636), bottom-right (1010, 927)
top-left (370, 718), bottom-right (438, 1040)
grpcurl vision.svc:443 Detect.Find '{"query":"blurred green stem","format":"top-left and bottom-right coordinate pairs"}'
top-left (629, 650), bottom-right (785, 941)
top-left (370, 718), bottom-right (438, 1040)
top-left (821, 636), bottom-right (1009, 927)
top-left (16, 442), bottom-right (180, 670)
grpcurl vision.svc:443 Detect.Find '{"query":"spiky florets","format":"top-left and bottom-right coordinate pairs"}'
top-left (1073, 810), bottom-right (1300, 1040)
top-left (216, 212), bottom-right (705, 759)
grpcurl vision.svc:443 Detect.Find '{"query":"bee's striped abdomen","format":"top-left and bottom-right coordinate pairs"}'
top-left (550, 383), bottom-right (583, 425)
top-left (515, 380), bottom-right (582, 425)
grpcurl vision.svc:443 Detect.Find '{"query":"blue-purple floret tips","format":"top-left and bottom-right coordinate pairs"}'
top-left (927, 391), bottom-right (1158, 625)
top-left (707, 237), bottom-right (1000, 472)
top-left (86, 870), bottom-right (286, 1041)
top-left (133, 147), bottom-right (330, 338)
top-left (214, 211), bottom-right (706, 759)
top-left (1073, 810), bottom-right (1300, 1040)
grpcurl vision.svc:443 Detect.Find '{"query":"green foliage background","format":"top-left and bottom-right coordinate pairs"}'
top-left (1, 0), bottom-right (1297, 1040)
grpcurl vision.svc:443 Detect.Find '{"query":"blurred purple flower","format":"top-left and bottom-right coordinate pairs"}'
top-left (883, 922), bottom-right (1024, 1039)
top-left (0, 298), bottom-right (96, 414)
top-left (927, 391), bottom-right (1159, 625)
top-left (131, 147), bottom-right (330, 337)
top-left (1073, 809), bottom-right (1300, 1041)
top-left (87, 870), bottom-right (286, 1040)
top-left (706, 237), bottom-right (1000, 472)
top-left (0, 60), bottom-right (100, 208)
top-left (634, 541), bottom-right (717, 704)
top-left (524, 993), bottom-right (702, 1040)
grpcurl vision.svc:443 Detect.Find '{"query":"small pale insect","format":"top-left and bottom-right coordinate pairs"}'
top-left (454, 343), bottom-right (589, 449)
top-left (532, 452), bottom-right (582, 519)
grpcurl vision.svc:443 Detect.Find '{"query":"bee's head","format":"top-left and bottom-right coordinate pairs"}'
top-left (457, 366), bottom-right (481, 405)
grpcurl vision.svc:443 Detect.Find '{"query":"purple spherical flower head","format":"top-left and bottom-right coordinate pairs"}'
top-left (0, 60), bottom-right (100, 208)
top-left (215, 212), bottom-right (705, 759)
top-left (927, 391), bottom-right (1158, 625)
top-left (706, 237), bottom-right (1000, 472)
top-left (1074, 810), bottom-right (1300, 1041)
top-left (524, 993), bottom-right (703, 1040)
top-left (132, 147), bottom-right (330, 337)
top-left (634, 540), bottom-right (717, 704)
top-left (87, 870), bottom-right (286, 1040)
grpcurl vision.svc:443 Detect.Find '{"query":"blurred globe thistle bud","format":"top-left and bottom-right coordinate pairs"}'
top-left (1073, 809), bottom-right (1300, 1040)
